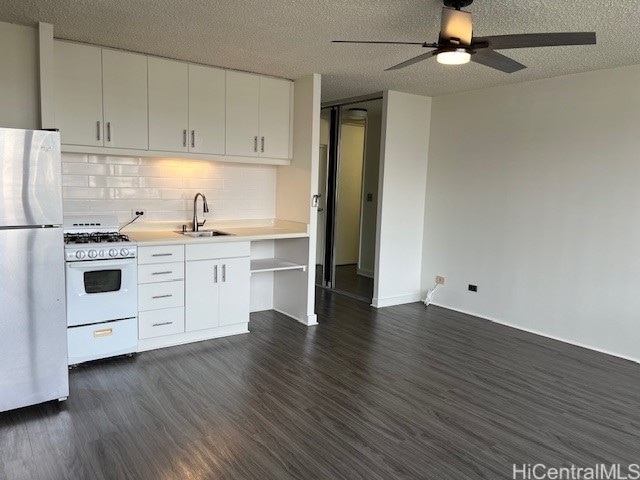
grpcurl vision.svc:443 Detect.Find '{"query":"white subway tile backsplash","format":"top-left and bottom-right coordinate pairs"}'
top-left (62, 175), bottom-right (88, 187)
top-left (62, 162), bottom-right (111, 176)
top-left (182, 178), bottom-right (224, 189)
top-left (88, 176), bottom-right (140, 188)
top-left (63, 186), bottom-right (107, 200)
top-left (62, 154), bottom-right (277, 223)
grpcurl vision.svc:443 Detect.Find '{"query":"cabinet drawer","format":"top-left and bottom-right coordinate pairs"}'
top-left (139, 308), bottom-right (184, 339)
top-left (138, 244), bottom-right (184, 264)
top-left (186, 241), bottom-right (250, 261)
top-left (138, 281), bottom-right (184, 311)
top-left (68, 318), bottom-right (137, 365)
top-left (138, 262), bottom-right (184, 283)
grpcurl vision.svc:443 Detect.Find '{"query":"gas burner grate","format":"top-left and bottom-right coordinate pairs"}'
top-left (64, 232), bottom-right (131, 245)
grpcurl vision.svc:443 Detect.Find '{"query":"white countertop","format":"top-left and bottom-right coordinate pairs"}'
top-left (125, 219), bottom-right (309, 246)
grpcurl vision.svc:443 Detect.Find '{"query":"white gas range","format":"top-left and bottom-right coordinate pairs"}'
top-left (64, 214), bottom-right (138, 366)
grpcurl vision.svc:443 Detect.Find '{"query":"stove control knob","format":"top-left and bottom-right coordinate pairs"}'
top-left (109, 248), bottom-right (118, 257)
top-left (120, 248), bottom-right (129, 257)
top-left (99, 250), bottom-right (105, 257)
top-left (75, 250), bottom-right (86, 259)
top-left (88, 249), bottom-right (98, 258)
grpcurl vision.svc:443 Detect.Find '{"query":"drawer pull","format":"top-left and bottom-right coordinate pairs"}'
top-left (151, 271), bottom-right (173, 275)
top-left (93, 328), bottom-right (113, 338)
top-left (152, 253), bottom-right (173, 257)
top-left (152, 321), bottom-right (173, 327)
top-left (151, 294), bottom-right (173, 299)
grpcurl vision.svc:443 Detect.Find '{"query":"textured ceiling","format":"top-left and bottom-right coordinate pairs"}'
top-left (2, 0), bottom-right (639, 101)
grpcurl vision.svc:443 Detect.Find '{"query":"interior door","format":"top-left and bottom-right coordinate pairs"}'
top-left (188, 64), bottom-right (225, 154)
top-left (148, 57), bottom-right (189, 152)
top-left (102, 49), bottom-right (148, 150)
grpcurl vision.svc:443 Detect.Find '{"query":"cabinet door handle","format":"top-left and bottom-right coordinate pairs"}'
top-left (183, 129), bottom-right (187, 147)
top-left (97, 121), bottom-right (101, 141)
top-left (253, 136), bottom-right (258, 152)
top-left (93, 328), bottom-right (113, 338)
top-left (261, 136), bottom-right (265, 153)
top-left (152, 294), bottom-right (173, 299)
top-left (222, 264), bottom-right (226, 282)
top-left (214, 265), bottom-right (218, 283)
top-left (191, 130), bottom-right (195, 148)
top-left (152, 321), bottom-right (173, 327)
top-left (106, 122), bottom-right (112, 142)
top-left (151, 271), bottom-right (172, 276)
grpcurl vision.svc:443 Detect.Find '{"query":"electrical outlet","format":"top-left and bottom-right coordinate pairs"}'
top-left (132, 209), bottom-right (146, 217)
top-left (468, 284), bottom-right (477, 292)
top-left (436, 275), bottom-right (445, 285)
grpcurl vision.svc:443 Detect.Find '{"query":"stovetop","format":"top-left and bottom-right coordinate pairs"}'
top-left (64, 232), bottom-right (132, 245)
top-left (63, 214), bottom-right (137, 261)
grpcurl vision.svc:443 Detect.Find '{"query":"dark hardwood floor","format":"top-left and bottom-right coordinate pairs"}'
top-left (316, 264), bottom-right (374, 301)
top-left (2, 289), bottom-right (640, 479)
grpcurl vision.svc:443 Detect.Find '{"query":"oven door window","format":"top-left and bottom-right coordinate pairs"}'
top-left (84, 270), bottom-right (122, 294)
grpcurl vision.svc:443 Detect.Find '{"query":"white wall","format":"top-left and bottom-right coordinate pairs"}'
top-left (357, 99), bottom-right (382, 277)
top-left (273, 74), bottom-right (321, 326)
top-left (62, 153), bottom-right (276, 223)
top-left (335, 122), bottom-right (364, 265)
top-left (373, 90), bottom-right (431, 308)
top-left (422, 64), bottom-right (640, 363)
top-left (0, 22), bottom-right (40, 129)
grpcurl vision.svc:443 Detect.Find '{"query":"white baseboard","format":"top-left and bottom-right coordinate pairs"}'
top-left (137, 323), bottom-right (249, 353)
top-left (372, 293), bottom-right (422, 308)
top-left (430, 302), bottom-right (640, 365)
top-left (356, 267), bottom-right (374, 278)
top-left (273, 308), bottom-right (318, 326)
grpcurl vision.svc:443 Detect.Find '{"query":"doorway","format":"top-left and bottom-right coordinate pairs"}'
top-left (316, 99), bottom-right (382, 302)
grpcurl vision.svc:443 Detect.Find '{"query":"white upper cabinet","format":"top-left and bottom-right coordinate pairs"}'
top-left (54, 41), bottom-right (103, 147)
top-left (188, 64), bottom-right (226, 155)
top-left (101, 49), bottom-right (148, 150)
top-left (148, 60), bottom-right (225, 154)
top-left (148, 57), bottom-right (189, 152)
top-left (226, 71), bottom-right (261, 157)
top-left (259, 77), bottom-right (292, 159)
top-left (52, 41), bottom-right (291, 163)
top-left (226, 71), bottom-right (292, 159)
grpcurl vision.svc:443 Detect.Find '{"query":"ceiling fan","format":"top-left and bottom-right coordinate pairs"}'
top-left (333, 0), bottom-right (596, 73)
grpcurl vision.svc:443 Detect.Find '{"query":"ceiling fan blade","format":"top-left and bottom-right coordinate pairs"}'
top-left (332, 40), bottom-right (435, 46)
top-left (471, 49), bottom-right (526, 73)
top-left (473, 32), bottom-right (596, 50)
top-left (385, 51), bottom-right (437, 71)
top-left (440, 7), bottom-right (473, 45)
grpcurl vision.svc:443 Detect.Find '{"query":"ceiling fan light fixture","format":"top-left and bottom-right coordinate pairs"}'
top-left (436, 48), bottom-right (471, 65)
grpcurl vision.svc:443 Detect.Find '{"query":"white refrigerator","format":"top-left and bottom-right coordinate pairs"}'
top-left (0, 127), bottom-right (69, 412)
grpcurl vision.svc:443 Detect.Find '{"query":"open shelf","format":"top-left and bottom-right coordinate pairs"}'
top-left (250, 258), bottom-right (306, 274)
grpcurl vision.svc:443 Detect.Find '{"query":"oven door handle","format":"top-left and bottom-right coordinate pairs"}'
top-left (67, 259), bottom-right (136, 269)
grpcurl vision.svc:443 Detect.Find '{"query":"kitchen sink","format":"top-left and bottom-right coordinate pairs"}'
top-left (180, 230), bottom-right (232, 237)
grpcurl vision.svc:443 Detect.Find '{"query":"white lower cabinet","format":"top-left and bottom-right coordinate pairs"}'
top-left (68, 318), bottom-right (138, 365)
top-left (186, 242), bottom-right (250, 332)
top-left (139, 308), bottom-right (184, 339)
top-left (137, 245), bottom-right (186, 341)
top-left (137, 241), bottom-right (250, 351)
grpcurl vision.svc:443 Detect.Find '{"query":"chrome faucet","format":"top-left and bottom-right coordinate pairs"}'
top-left (193, 193), bottom-right (209, 232)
